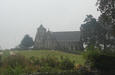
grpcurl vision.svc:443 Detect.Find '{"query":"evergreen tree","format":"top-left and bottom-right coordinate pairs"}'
top-left (19, 34), bottom-right (34, 49)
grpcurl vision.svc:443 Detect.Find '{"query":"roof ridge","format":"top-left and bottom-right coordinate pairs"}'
top-left (53, 31), bottom-right (80, 33)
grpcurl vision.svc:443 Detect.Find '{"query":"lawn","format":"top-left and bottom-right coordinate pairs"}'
top-left (17, 50), bottom-right (85, 65)
top-left (1, 50), bottom-right (85, 65)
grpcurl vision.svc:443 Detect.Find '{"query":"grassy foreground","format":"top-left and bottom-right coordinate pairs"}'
top-left (17, 50), bottom-right (85, 65)
top-left (0, 50), bottom-right (87, 75)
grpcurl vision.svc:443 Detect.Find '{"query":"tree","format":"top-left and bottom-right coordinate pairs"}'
top-left (80, 15), bottom-right (107, 50)
top-left (19, 34), bottom-right (34, 49)
top-left (96, 0), bottom-right (115, 50)
top-left (97, 0), bottom-right (115, 36)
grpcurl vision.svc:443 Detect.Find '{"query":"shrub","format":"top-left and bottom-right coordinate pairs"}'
top-left (40, 56), bottom-right (60, 68)
top-left (29, 56), bottom-right (61, 72)
top-left (83, 49), bottom-right (101, 68)
top-left (0, 54), bottom-right (28, 75)
top-left (83, 49), bottom-right (115, 71)
top-left (29, 56), bottom-right (41, 65)
top-left (0, 54), bottom-right (40, 75)
top-left (24, 64), bottom-right (40, 73)
top-left (93, 54), bottom-right (115, 71)
top-left (2, 54), bottom-right (30, 68)
top-left (29, 56), bottom-right (75, 72)
top-left (0, 54), bottom-right (82, 74)
top-left (1, 65), bottom-right (24, 75)
top-left (60, 57), bottom-right (75, 70)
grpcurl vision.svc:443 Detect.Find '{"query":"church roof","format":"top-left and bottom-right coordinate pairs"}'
top-left (52, 31), bottom-right (80, 41)
top-left (37, 24), bottom-right (46, 31)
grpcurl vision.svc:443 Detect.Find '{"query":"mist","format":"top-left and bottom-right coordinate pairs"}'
top-left (0, 0), bottom-right (100, 49)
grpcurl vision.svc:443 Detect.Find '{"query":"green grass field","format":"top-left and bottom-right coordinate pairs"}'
top-left (1, 50), bottom-right (85, 65)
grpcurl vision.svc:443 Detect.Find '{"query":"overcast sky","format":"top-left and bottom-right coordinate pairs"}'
top-left (0, 0), bottom-right (100, 49)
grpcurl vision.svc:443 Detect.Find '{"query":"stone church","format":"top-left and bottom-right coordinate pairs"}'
top-left (34, 25), bottom-right (83, 50)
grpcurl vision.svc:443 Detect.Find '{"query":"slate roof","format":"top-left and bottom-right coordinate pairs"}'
top-left (52, 31), bottom-right (80, 41)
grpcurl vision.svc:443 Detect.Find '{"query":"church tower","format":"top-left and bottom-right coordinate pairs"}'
top-left (34, 24), bottom-right (47, 49)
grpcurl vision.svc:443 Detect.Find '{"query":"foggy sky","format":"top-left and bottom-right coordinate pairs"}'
top-left (0, 0), bottom-right (100, 49)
